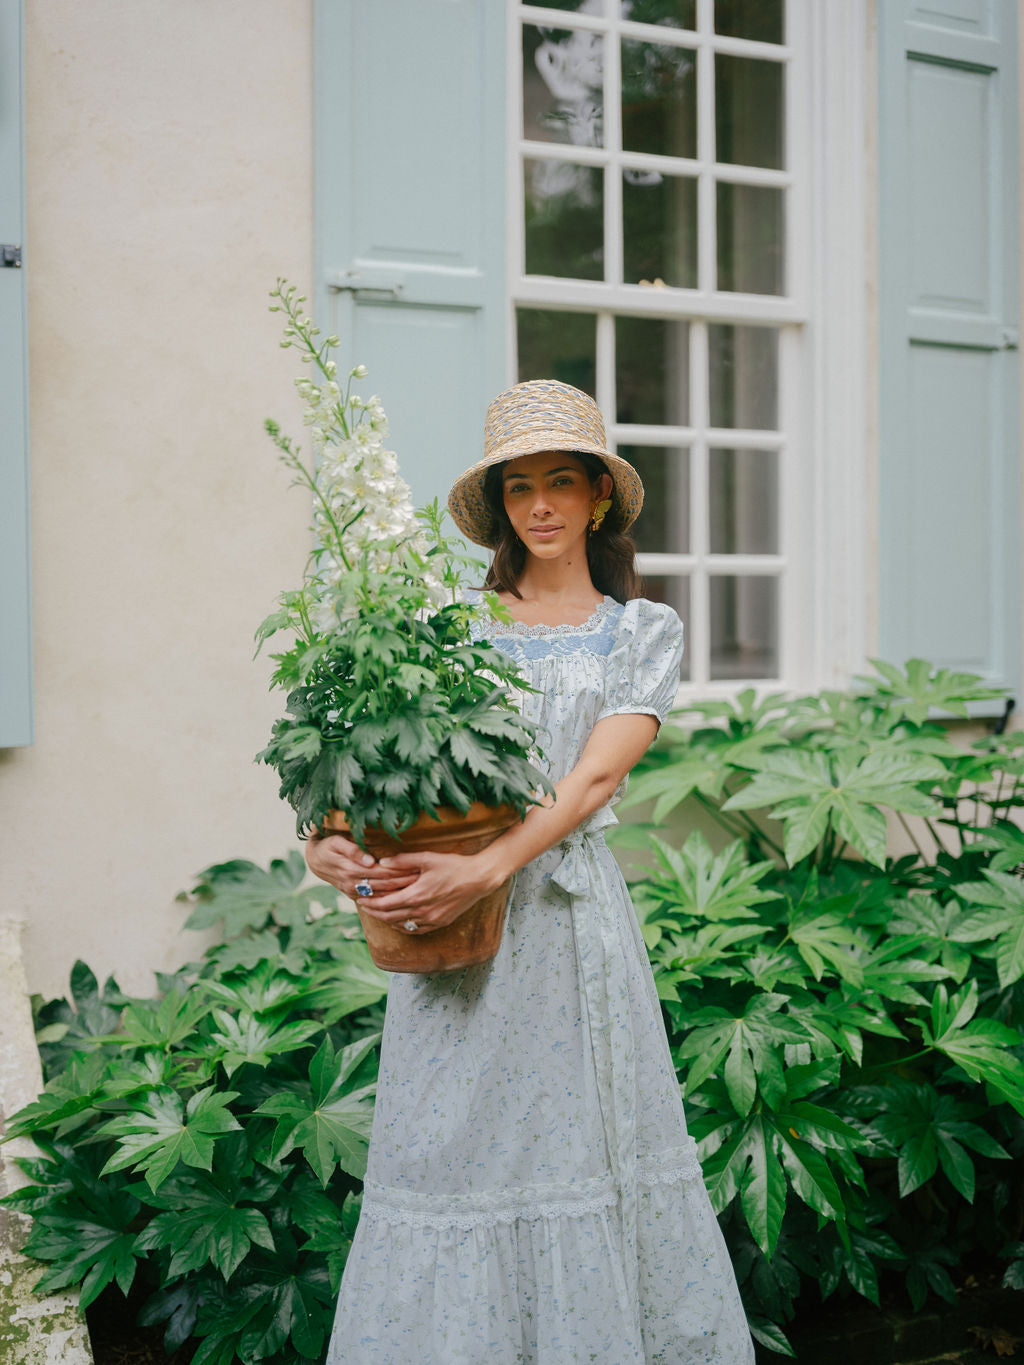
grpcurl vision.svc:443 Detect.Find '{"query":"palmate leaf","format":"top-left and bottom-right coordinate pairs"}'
top-left (17, 1154), bottom-right (143, 1313)
top-left (675, 994), bottom-right (809, 1114)
top-left (2, 1050), bottom-right (109, 1140)
top-left (861, 1080), bottom-right (1009, 1201)
top-left (256, 1033), bottom-right (380, 1186)
top-left (98, 1086), bottom-right (241, 1192)
top-left (95, 987), bottom-right (212, 1051)
top-left (645, 831), bottom-right (781, 924)
top-left (920, 983), bottom-right (1024, 1115)
top-left (618, 751), bottom-right (727, 822)
top-left (301, 942), bottom-right (389, 1024)
top-left (853, 656), bottom-right (1006, 723)
top-left (184, 853), bottom-right (332, 935)
top-left (952, 870), bottom-right (1024, 988)
top-left (971, 820), bottom-right (1024, 873)
top-left (786, 911), bottom-right (866, 987)
top-left (724, 746), bottom-right (945, 867)
top-left (205, 1010), bottom-right (323, 1079)
top-left (134, 1173), bottom-right (276, 1280)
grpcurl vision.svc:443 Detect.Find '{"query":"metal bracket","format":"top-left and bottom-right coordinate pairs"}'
top-left (1000, 326), bottom-right (1020, 351)
top-left (326, 268), bottom-right (404, 301)
top-left (2, 244), bottom-right (22, 268)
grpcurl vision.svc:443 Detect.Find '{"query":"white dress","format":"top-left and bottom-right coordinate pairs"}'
top-left (327, 596), bottom-right (755, 1364)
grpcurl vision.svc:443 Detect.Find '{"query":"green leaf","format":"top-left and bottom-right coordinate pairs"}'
top-left (739, 1118), bottom-right (787, 1257)
top-left (676, 995), bottom-right (807, 1114)
top-left (256, 1033), bottom-right (379, 1185)
top-left (98, 1086), bottom-right (241, 1192)
top-left (135, 1175), bottom-right (276, 1280)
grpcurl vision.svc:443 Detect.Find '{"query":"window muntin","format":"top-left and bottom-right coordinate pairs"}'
top-left (513, 0), bottom-right (796, 688)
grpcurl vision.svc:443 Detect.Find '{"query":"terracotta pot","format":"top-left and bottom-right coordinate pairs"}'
top-left (321, 803), bottom-right (519, 973)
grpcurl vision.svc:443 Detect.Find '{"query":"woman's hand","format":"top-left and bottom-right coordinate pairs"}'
top-left (356, 847), bottom-right (508, 932)
top-left (304, 832), bottom-right (419, 901)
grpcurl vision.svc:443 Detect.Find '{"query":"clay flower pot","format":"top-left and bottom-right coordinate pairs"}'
top-left (321, 803), bottom-right (519, 973)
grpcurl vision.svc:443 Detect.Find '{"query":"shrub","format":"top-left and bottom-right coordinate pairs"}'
top-left (3, 855), bottom-right (387, 1365)
top-left (6, 659), bottom-right (1024, 1360)
top-left (614, 659), bottom-right (1024, 1354)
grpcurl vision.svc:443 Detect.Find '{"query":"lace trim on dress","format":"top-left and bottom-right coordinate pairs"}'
top-left (490, 597), bottom-right (617, 638)
top-left (360, 1150), bottom-right (704, 1232)
top-left (362, 1188), bottom-right (619, 1232)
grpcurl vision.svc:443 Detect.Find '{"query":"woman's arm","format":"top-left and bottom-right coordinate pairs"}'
top-left (360, 710), bottom-right (659, 930)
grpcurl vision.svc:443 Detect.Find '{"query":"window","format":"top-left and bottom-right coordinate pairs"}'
top-left (511, 0), bottom-right (804, 688)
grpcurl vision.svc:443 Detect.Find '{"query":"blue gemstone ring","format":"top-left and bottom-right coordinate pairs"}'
top-left (355, 880), bottom-right (373, 898)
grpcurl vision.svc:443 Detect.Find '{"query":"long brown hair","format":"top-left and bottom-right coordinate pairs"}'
top-left (481, 452), bottom-right (643, 603)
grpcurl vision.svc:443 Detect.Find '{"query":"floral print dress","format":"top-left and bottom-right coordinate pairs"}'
top-left (327, 597), bottom-right (755, 1364)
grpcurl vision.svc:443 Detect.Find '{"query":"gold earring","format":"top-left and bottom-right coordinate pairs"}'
top-left (589, 498), bottom-right (612, 533)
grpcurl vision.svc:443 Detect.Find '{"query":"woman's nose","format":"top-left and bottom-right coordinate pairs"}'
top-left (531, 490), bottom-right (553, 516)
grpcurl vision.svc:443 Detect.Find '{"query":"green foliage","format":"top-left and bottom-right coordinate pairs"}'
top-left (257, 283), bottom-right (552, 845)
top-left (618, 660), bottom-right (1024, 1352)
top-left (9, 658), bottom-right (1024, 1360)
top-left (257, 594), bottom-right (553, 843)
top-left (2, 857), bottom-right (387, 1364)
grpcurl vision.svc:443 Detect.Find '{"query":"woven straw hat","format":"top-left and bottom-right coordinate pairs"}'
top-left (447, 379), bottom-right (644, 549)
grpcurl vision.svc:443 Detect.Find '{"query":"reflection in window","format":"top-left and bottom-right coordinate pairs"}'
top-left (710, 576), bottom-right (778, 679)
top-left (616, 316), bottom-right (690, 426)
top-left (623, 172), bottom-right (698, 288)
top-left (619, 446), bottom-right (690, 555)
top-left (714, 0), bottom-right (784, 45)
top-left (717, 183), bottom-right (785, 295)
top-left (621, 39), bottom-right (696, 159)
top-left (709, 449), bottom-right (778, 554)
top-left (523, 25), bottom-right (604, 148)
top-left (524, 159), bottom-right (604, 279)
top-left (517, 309), bottom-right (597, 397)
top-left (620, 0), bottom-right (696, 30)
top-left (708, 325), bottom-right (778, 429)
top-left (715, 55), bottom-right (784, 169)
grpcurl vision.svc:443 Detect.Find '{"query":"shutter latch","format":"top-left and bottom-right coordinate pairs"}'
top-left (2, 244), bottom-right (22, 268)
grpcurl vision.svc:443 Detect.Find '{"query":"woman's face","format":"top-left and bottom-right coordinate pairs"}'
top-left (500, 451), bottom-right (612, 561)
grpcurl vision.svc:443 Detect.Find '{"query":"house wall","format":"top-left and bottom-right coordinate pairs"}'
top-left (0, 0), bottom-right (316, 998)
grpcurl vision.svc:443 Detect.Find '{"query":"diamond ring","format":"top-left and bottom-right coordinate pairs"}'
top-left (354, 880), bottom-right (373, 898)
top-left (402, 919), bottom-right (420, 933)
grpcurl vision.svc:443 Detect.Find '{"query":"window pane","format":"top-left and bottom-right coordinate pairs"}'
top-left (710, 576), bottom-right (778, 678)
top-left (709, 448), bottom-right (778, 553)
top-left (623, 171), bottom-right (697, 288)
top-left (621, 39), bottom-right (696, 159)
top-left (523, 25), bottom-right (604, 148)
top-left (524, 159), bottom-right (604, 279)
top-left (616, 316), bottom-right (690, 425)
top-left (716, 183), bottom-right (785, 295)
top-left (639, 575), bottom-right (691, 679)
top-left (619, 445), bottom-right (690, 554)
top-left (715, 55), bottom-right (784, 169)
top-left (708, 325), bottom-right (777, 429)
top-left (517, 309), bottom-right (597, 396)
top-left (620, 0), bottom-right (695, 28)
top-left (525, 0), bottom-right (606, 12)
top-left (714, 0), bottom-right (784, 45)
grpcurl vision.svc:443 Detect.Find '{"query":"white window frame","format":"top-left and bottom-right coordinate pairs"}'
top-left (506, 0), bottom-right (871, 699)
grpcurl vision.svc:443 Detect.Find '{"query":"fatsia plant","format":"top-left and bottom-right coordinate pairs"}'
top-left (257, 281), bottom-right (550, 844)
top-left (2, 856), bottom-right (388, 1365)
top-left (615, 659), bottom-right (1024, 1355)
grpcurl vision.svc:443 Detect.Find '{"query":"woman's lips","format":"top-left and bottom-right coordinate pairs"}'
top-left (529, 524), bottom-right (563, 539)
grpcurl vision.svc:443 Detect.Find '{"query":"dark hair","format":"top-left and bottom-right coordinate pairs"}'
top-left (481, 451), bottom-right (643, 603)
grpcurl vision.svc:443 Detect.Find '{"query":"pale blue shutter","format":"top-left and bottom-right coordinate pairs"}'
top-left (314, 0), bottom-right (509, 510)
top-left (0, 0), bottom-right (32, 747)
top-left (878, 1), bottom-right (1021, 704)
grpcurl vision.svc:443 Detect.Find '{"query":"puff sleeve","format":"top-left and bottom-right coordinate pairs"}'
top-left (595, 598), bottom-right (685, 727)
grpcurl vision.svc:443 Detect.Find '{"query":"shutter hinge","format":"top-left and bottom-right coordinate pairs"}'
top-left (2, 244), bottom-right (22, 268)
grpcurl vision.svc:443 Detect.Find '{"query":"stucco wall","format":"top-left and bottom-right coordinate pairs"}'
top-left (0, 0), bottom-right (315, 998)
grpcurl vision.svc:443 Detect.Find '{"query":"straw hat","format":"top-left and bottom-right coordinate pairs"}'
top-left (447, 379), bottom-right (644, 549)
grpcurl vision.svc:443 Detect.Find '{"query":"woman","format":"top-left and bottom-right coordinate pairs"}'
top-left (311, 380), bottom-right (754, 1363)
